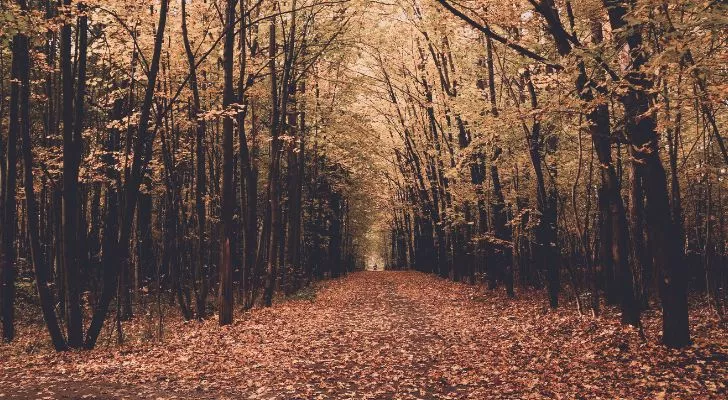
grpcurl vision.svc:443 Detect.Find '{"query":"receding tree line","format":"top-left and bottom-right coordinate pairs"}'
top-left (0, 0), bottom-right (360, 350)
top-left (384, 0), bottom-right (726, 349)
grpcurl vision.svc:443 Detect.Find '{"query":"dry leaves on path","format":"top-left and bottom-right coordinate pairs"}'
top-left (1, 271), bottom-right (726, 399)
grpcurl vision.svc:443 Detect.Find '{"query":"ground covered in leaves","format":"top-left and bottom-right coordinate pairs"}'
top-left (1, 271), bottom-right (726, 399)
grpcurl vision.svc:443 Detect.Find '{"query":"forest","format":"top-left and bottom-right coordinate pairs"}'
top-left (0, 0), bottom-right (726, 398)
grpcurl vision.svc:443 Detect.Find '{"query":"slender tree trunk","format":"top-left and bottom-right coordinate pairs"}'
top-left (1, 12), bottom-right (23, 342)
top-left (85, 0), bottom-right (169, 349)
top-left (219, 0), bottom-right (238, 325)
top-left (490, 147), bottom-right (514, 297)
top-left (18, 25), bottom-right (67, 348)
top-left (285, 104), bottom-right (304, 293)
top-left (329, 193), bottom-right (343, 278)
top-left (60, 0), bottom-right (84, 348)
top-left (237, 1), bottom-right (258, 309)
top-left (525, 71), bottom-right (559, 308)
top-left (263, 18), bottom-right (281, 307)
top-left (181, 0), bottom-right (209, 320)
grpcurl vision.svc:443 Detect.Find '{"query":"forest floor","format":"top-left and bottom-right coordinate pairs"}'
top-left (1, 271), bottom-right (726, 399)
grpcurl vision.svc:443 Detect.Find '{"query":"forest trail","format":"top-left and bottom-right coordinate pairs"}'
top-left (1, 271), bottom-right (725, 399)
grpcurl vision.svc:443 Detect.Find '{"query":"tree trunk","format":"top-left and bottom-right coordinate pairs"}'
top-left (525, 72), bottom-right (559, 309)
top-left (263, 18), bottom-right (281, 307)
top-left (285, 106), bottom-right (304, 293)
top-left (603, 0), bottom-right (689, 347)
top-left (60, 0), bottom-right (84, 348)
top-left (181, 0), bottom-right (209, 320)
top-left (1, 13), bottom-right (24, 342)
top-left (18, 24), bottom-right (67, 348)
top-left (219, 0), bottom-right (238, 325)
top-left (85, 0), bottom-right (169, 349)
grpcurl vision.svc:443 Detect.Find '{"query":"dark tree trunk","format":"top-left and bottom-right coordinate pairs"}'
top-left (490, 147), bottom-right (514, 297)
top-left (219, 0), bottom-right (238, 325)
top-left (181, 0), bottom-right (209, 320)
top-left (1, 12), bottom-right (25, 342)
top-left (18, 24), bottom-right (67, 348)
top-left (329, 193), bottom-right (343, 278)
top-left (285, 108), bottom-right (305, 293)
top-left (263, 18), bottom-right (281, 307)
top-left (525, 72), bottom-right (559, 308)
top-left (243, 101), bottom-right (259, 309)
top-left (61, 0), bottom-right (85, 348)
top-left (237, 2), bottom-right (257, 310)
top-left (603, 0), bottom-right (689, 347)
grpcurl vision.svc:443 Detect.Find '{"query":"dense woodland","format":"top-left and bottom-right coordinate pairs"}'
top-left (0, 0), bottom-right (726, 365)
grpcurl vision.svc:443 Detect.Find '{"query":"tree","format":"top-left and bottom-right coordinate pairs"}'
top-left (219, 0), bottom-right (238, 325)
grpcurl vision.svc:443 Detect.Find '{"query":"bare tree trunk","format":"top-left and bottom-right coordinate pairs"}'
top-left (285, 102), bottom-right (304, 293)
top-left (219, 0), bottom-right (239, 325)
top-left (18, 23), bottom-right (67, 348)
top-left (1, 6), bottom-right (25, 341)
top-left (181, 0), bottom-right (209, 320)
top-left (263, 17), bottom-right (281, 307)
top-left (60, 0), bottom-right (85, 348)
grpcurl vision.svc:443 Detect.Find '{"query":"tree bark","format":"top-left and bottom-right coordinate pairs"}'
top-left (219, 0), bottom-right (239, 325)
top-left (18, 24), bottom-right (68, 348)
top-left (603, 0), bottom-right (689, 347)
top-left (1, 8), bottom-right (24, 342)
top-left (181, 0), bottom-right (209, 320)
top-left (263, 18), bottom-right (281, 307)
top-left (60, 0), bottom-right (84, 348)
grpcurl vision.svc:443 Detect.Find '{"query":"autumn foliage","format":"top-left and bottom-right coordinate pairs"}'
top-left (0, 0), bottom-right (727, 397)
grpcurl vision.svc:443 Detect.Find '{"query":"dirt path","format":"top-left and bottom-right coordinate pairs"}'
top-left (1, 271), bottom-right (725, 399)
